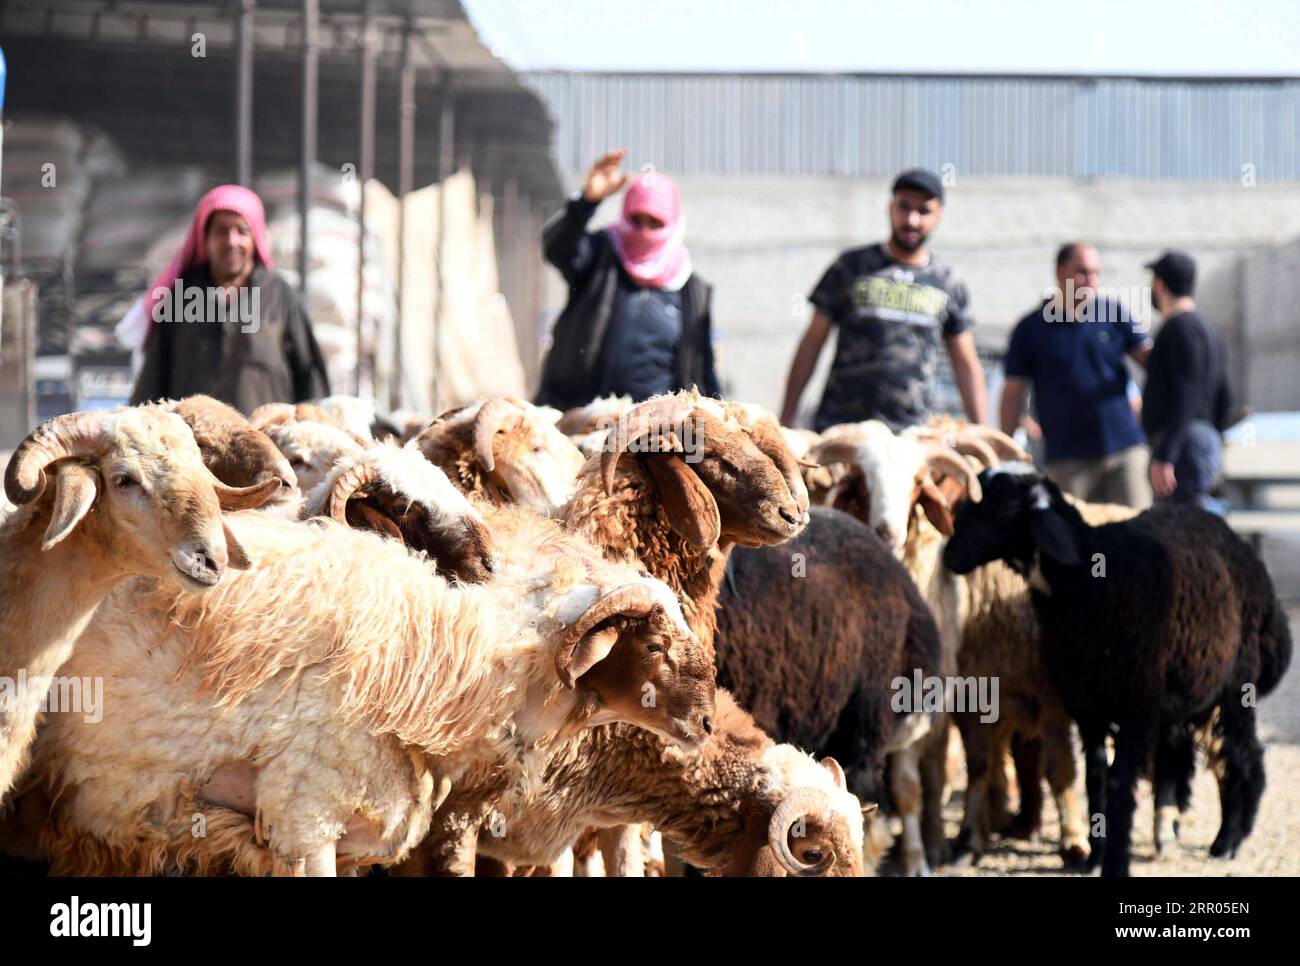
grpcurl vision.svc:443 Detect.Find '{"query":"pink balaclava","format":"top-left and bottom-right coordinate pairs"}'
top-left (606, 170), bottom-right (692, 291)
top-left (142, 184), bottom-right (275, 341)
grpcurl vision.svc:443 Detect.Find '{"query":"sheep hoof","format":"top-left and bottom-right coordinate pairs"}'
top-left (901, 853), bottom-right (932, 877)
top-left (1209, 833), bottom-right (1240, 859)
top-left (925, 839), bottom-right (952, 868)
top-left (1059, 844), bottom-right (1090, 870)
top-left (1003, 813), bottom-right (1041, 842)
top-left (1085, 845), bottom-right (1104, 873)
top-left (949, 849), bottom-right (977, 869)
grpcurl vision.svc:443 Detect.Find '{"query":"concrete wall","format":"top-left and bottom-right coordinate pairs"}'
top-left (1242, 237), bottom-right (1300, 412)
top-left (539, 173), bottom-right (1300, 419)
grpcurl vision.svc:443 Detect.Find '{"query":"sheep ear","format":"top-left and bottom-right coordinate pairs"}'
top-left (1030, 505), bottom-right (1079, 565)
top-left (555, 625), bottom-right (620, 689)
top-left (223, 521), bottom-right (253, 570)
top-left (915, 474), bottom-right (954, 536)
top-left (345, 498), bottom-right (405, 543)
top-left (820, 757), bottom-right (848, 791)
top-left (643, 455), bottom-right (721, 551)
top-left (42, 463), bottom-right (99, 550)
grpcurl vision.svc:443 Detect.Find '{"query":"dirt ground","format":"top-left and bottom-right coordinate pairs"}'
top-left (927, 535), bottom-right (1300, 878)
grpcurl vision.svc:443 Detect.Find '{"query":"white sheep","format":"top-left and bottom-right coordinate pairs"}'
top-left (250, 403), bottom-right (370, 498)
top-left (412, 397), bottom-right (586, 516)
top-left (0, 406), bottom-right (276, 800)
top-left (30, 505), bottom-right (715, 876)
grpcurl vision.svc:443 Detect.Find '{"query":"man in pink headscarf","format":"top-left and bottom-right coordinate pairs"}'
top-left (536, 148), bottom-right (720, 409)
top-left (128, 184), bottom-right (329, 414)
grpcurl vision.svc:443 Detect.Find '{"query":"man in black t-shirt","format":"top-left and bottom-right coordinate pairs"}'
top-left (1142, 250), bottom-right (1234, 508)
top-left (780, 168), bottom-right (988, 431)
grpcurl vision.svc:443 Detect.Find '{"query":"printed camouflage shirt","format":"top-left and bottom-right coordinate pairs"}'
top-left (809, 243), bottom-right (973, 432)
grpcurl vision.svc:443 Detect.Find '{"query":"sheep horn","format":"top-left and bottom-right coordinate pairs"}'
top-left (5, 411), bottom-right (109, 506)
top-left (472, 398), bottom-right (523, 475)
top-left (948, 435), bottom-right (1000, 470)
top-left (327, 461), bottom-right (382, 523)
top-left (206, 471), bottom-right (284, 511)
top-left (599, 397), bottom-right (693, 496)
top-left (922, 442), bottom-right (982, 503)
top-left (808, 438), bottom-right (862, 469)
top-left (818, 422), bottom-right (878, 446)
top-left (560, 584), bottom-right (662, 650)
top-left (768, 787), bottom-right (834, 876)
top-left (958, 424), bottom-right (1032, 463)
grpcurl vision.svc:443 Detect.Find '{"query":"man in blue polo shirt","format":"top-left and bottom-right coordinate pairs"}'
top-left (1000, 242), bottom-right (1153, 507)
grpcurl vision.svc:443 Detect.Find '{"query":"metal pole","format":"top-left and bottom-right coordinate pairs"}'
top-left (393, 21), bottom-right (415, 411)
top-left (433, 72), bottom-right (454, 413)
top-left (298, 0), bottom-right (318, 297)
top-left (233, 0), bottom-right (254, 186)
top-left (355, 0), bottom-right (377, 396)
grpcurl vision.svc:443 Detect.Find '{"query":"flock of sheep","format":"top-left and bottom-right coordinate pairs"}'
top-left (0, 386), bottom-right (1290, 877)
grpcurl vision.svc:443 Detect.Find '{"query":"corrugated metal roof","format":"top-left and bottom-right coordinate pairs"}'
top-left (523, 72), bottom-right (1300, 182)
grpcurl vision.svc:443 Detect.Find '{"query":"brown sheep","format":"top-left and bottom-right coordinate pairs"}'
top-left (166, 395), bottom-right (297, 493)
top-left (397, 690), bottom-right (868, 877)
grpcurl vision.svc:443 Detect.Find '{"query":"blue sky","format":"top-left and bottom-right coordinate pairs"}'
top-left (463, 0), bottom-right (1300, 76)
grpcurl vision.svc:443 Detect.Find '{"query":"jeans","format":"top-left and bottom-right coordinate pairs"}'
top-left (1157, 420), bottom-right (1223, 514)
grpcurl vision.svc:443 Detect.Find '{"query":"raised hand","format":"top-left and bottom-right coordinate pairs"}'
top-left (582, 148), bottom-right (630, 203)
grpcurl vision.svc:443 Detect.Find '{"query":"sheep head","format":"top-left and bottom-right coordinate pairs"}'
top-left (252, 405), bottom-right (369, 497)
top-left (943, 462), bottom-right (1079, 575)
top-left (3, 406), bottom-right (273, 589)
top-left (415, 397), bottom-right (585, 515)
top-left (726, 749), bottom-right (868, 877)
top-left (307, 445), bottom-right (496, 583)
top-left (598, 394), bottom-right (808, 551)
top-left (169, 395), bottom-right (297, 495)
top-left (553, 581), bottom-right (715, 751)
top-left (811, 423), bottom-right (981, 555)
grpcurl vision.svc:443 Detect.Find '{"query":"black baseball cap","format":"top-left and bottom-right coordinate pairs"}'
top-left (892, 168), bottom-right (945, 204)
top-left (1145, 249), bottom-right (1197, 297)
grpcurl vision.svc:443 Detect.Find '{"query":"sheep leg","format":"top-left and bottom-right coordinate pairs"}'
top-left (304, 841), bottom-right (337, 877)
top-left (1101, 723), bottom-right (1153, 878)
top-left (985, 735), bottom-right (1015, 834)
top-left (1004, 733), bottom-right (1044, 840)
top-left (952, 713), bottom-right (993, 862)
top-left (1079, 722), bottom-right (1109, 873)
top-left (1210, 698), bottom-right (1265, 859)
top-left (1151, 724), bottom-right (1195, 856)
top-left (1041, 710), bottom-right (1089, 868)
top-left (597, 824), bottom-right (647, 877)
top-left (918, 716), bottom-right (952, 868)
top-left (888, 746), bottom-right (929, 876)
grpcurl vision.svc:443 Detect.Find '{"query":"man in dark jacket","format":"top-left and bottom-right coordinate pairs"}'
top-left (536, 148), bottom-right (720, 410)
top-left (1143, 249), bottom-right (1234, 507)
top-left (128, 185), bottom-right (330, 414)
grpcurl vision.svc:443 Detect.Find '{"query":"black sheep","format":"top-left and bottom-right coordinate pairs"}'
top-left (714, 505), bottom-right (945, 856)
top-left (943, 463), bottom-right (1292, 877)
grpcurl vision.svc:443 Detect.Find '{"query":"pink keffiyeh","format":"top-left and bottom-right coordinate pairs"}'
top-left (605, 170), bottom-right (692, 291)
